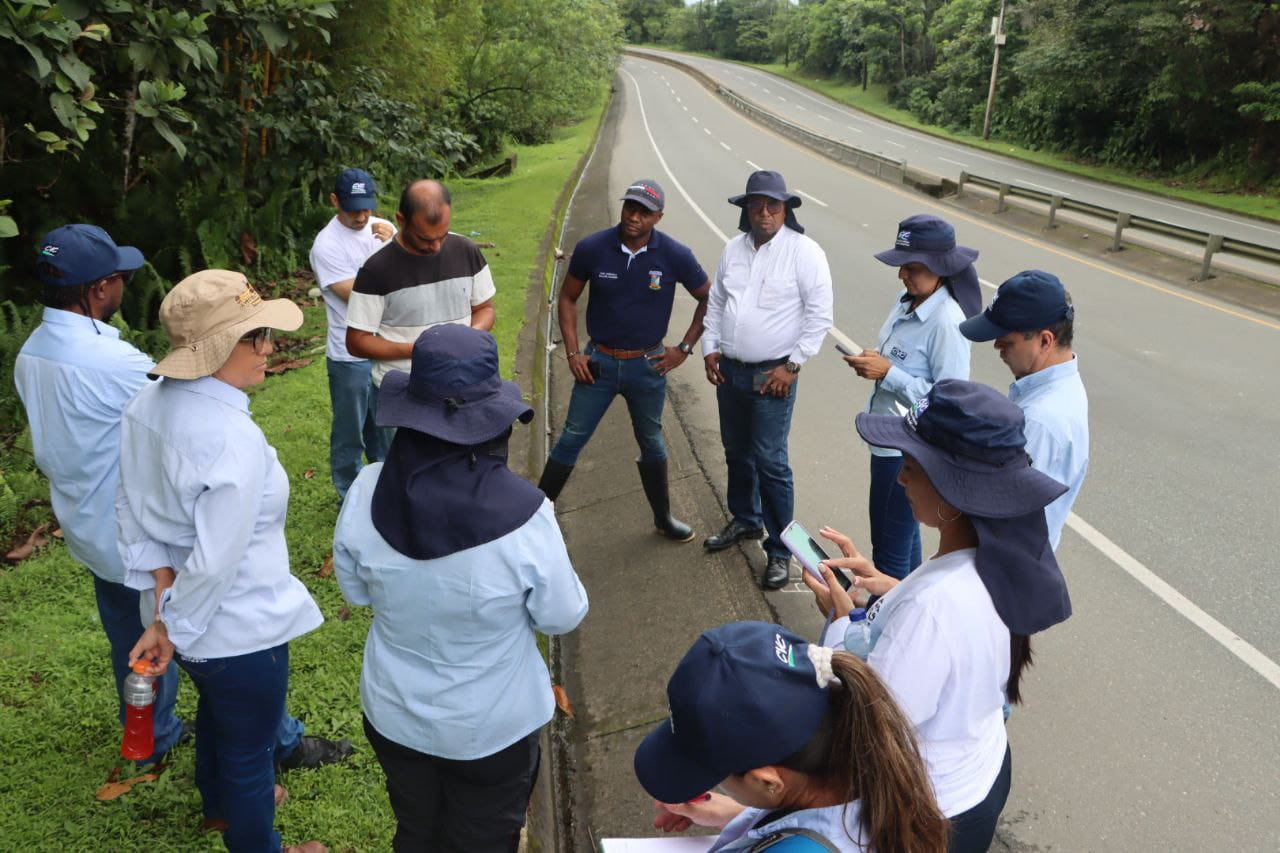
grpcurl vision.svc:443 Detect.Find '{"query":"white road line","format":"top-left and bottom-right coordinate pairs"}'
top-left (703, 127), bottom-right (712, 135)
top-left (779, 96), bottom-right (788, 102)
top-left (746, 159), bottom-right (762, 170)
top-left (692, 116), bottom-right (699, 123)
top-left (817, 115), bottom-right (831, 122)
top-left (796, 104), bottom-right (806, 111)
top-left (1022, 180), bottom-right (1070, 195)
top-left (676, 96), bottom-right (682, 103)
top-left (940, 156), bottom-right (968, 167)
top-left (749, 81), bottom-right (758, 87)
top-left (1067, 513), bottom-right (1280, 691)
top-left (720, 141), bottom-right (732, 151)
top-left (978, 277), bottom-right (997, 290)
top-left (795, 189), bottom-right (828, 207)
top-left (762, 87), bottom-right (772, 94)
top-left (682, 105), bottom-right (688, 112)
top-left (620, 68), bottom-right (729, 244)
top-left (885, 140), bottom-right (906, 148)
top-left (846, 126), bottom-right (863, 133)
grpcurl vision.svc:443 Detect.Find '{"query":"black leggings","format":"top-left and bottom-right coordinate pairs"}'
top-left (364, 715), bottom-right (541, 853)
top-left (948, 744), bottom-right (1012, 853)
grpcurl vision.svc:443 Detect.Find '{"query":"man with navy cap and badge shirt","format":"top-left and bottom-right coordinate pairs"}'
top-left (701, 171), bottom-right (833, 590)
top-left (960, 270), bottom-right (1089, 549)
top-left (537, 178), bottom-right (710, 542)
top-left (309, 167), bottom-right (395, 501)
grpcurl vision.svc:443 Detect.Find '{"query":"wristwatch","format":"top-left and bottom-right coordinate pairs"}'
top-left (784, 361), bottom-right (801, 374)
top-left (677, 342), bottom-right (694, 355)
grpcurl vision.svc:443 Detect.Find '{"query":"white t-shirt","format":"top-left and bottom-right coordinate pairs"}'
top-left (309, 215), bottom-right (395, 361)
top-left (827, 548), bottom-right (1009, 817)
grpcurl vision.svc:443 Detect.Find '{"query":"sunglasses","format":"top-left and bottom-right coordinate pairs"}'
top-left (240, 327), bottom-right (273, 352)
top-left (746, 199), bottom-right (784, 214)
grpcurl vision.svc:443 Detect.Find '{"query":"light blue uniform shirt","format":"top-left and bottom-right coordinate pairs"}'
top-left (864, 288), bottom-right (970, 457)
top-left (117, 377), bottom-right (323, 658)
top-left (333, 463), bottom-right (589, 760)
top-left (1009, 355), bottom-right (1089, 549)
top-left (710, 800), bottom-right (867, 852)
top-left (13, 308), bottom-right (153, 582)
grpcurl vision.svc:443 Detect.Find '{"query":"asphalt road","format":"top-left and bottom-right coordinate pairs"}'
top-left (630, 47), bottom-right (1280, 255)
top-left (607, 55), bottom-right (1280, 850)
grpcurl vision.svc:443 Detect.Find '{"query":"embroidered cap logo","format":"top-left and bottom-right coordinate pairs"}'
top-left (234, 285), bottom-right (263, 308)
top-left (896, 230), bottom-right (912, 248)
top-left (351, 182), bottom-right (367, 194)
top-left (905, 395), bottom-right (930, 431)
top-left (41, 245), bottom-right (59, 256)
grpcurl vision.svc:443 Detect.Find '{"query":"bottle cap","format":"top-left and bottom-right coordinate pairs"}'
top-left (848, 607), bottom-right (867, 623)
top-left (132, 659), bottom-right (153, 674)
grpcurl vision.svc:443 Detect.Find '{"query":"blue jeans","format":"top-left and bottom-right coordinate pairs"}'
top-left (91, 572), bottom-right (182, 762)
top-left (868, 454), bottom-right (922, 581)
top-left (327, 358), bottom-right (387, 500)
top-left (716, 359), bottom-right (798, 559)
top-left (548, 343), bottom-right (668, 465)
top-left (179, 644), bottom-right (291, 853)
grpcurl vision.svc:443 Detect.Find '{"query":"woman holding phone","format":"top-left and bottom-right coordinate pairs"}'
top-left (845, 215), bottom-right (980, 581)
top-left (804, 380), bottom-right (1072, 853)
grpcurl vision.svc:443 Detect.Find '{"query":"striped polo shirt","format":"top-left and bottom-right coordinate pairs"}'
top-left (348, 233), bottom-right (497, 384)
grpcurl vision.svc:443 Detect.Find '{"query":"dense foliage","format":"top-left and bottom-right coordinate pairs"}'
top-left (0, 0), bottom-right (621, 300)
top-left (643, 0), bottom-right (1279, 185)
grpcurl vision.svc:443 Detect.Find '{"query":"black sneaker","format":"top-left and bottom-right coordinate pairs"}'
top-left (277, 736), bottom-right (353, 771)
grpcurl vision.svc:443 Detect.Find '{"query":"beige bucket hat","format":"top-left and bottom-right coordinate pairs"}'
top-left (151, 269), bottom-right (303, 380)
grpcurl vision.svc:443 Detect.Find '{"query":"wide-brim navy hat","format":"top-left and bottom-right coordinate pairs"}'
top-left (634, 621), bottom-right (830, 804)
top-left (37, 224), bottom-right (144, 287)
top-left (874, 214), bottom-right (978, 278)
top-left (855, 380), bottom-right (1066, 519)
top-left (728, 170), bottom-right (802, 208)
top-left (377, 325), bottom-right (533, 445)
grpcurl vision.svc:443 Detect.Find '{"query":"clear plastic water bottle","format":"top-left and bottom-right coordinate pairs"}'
top-left (120, 660), bottom-right (156, 761)
top-left (843, 608), bottom-right (874, 659)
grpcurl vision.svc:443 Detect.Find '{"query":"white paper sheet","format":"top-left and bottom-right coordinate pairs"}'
top-left (599, 837), bottom-right (716, 852)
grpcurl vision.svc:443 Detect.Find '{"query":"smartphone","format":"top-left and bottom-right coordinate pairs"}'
top-left (780, 520), bottom-right (852, 590)
top-left (828, 326), bottom-right (863, 358)
top-left (587, 360), bottom-right (601, 380)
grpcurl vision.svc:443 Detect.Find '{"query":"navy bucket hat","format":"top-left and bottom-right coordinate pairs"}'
top-left (960, 270), bottom-right (1073, 342)
top-left (856, 380), bottom-right (1072, 635)
top-left (634, 621), bottom-right (832, 804)
top-left (728, 170), bottom-right (805, 235)
top-left (874, 214), bottom-right (978, 277)
top-left (36, 224), bottom-right (144, 287)
top-left (377, 325), bottom-right (533, 445)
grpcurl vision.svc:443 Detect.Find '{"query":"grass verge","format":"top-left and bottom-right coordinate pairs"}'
top-left (0, 87), bottom-right (607, 852)
top-left (632, 46), bottom-right (1280, 224)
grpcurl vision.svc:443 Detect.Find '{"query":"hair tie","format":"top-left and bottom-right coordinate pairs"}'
top-left (806, 644), bottom-right (838, 688)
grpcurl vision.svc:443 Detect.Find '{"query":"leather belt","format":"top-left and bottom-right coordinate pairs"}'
top-left (591, 341), bottom-right (661, 360)
top-left (721, 355), bottom-right (788, 369)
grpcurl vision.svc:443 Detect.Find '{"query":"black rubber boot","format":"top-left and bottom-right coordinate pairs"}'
top-left (637, 458), bottom-right (694, 542)
top-left (537, 459), bottom-right (574, 501)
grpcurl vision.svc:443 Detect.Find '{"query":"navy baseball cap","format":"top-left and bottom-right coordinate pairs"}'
top-left (633, 622), bottom-right (830, 804)
top-left (621, 178), bottom-right (665, 212)
top-left (960, 270), bottom-right (1073, 341)
top-left (36, 224), bottom-right (144, 287)
top-left (334, 168), bottom-right (378, 212)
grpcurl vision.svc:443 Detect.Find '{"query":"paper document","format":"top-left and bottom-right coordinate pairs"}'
top-left (599, 838), bottom-right (716, 852)
top-left (827, 326), bottom-right (863, 356)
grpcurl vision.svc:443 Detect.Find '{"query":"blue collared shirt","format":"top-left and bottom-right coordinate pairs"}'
top-left (13, 308), bottom-right (154, 582)
top-left (116, 377), bottom-right (323, 658)
top-left (864, 288), bottom-right (970, 457)
top-left (710, 800), bottom-right (867, 851)
top-left (1009, 355), bottom-right (1089, 549)
top-left (333, 464), bottom-right (589, 760)
top-left (567, 226), bottom-right (707, 350)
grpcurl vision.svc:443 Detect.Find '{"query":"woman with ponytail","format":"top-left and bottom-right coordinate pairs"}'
top-left (805, 380), bottom-right (1072, 852)
top-left (634, 621), bottom-right (948, 852)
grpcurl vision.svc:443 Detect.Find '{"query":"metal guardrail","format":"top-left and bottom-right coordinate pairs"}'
top-left (957, 171), bottom-right (1280, 280)
top-left (627, 49), bottom-right (908, 187)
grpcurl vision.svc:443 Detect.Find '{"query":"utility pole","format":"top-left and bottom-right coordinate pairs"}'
top-left (982, 0), bottom-right (1008, 141)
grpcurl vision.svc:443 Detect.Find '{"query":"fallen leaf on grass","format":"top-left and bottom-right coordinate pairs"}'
top-left (338, 606), bottom-right (350, 621)
top-left (552, 684), bottom-right (574, 718)
top-left (302, 469), bottom-right (315, 479)
top-left (317, 555), bottom-right (333, 579)
top-left (95, 772), bottom-right (159, 801)
top-left (52, 528), bottom-right (63, 539)
top-left (6, 523), bottom-right (50, 563)
top-left (265, 358), bottom-right (312, 376)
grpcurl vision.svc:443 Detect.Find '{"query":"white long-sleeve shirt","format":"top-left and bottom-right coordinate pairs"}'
top-left (702, 226), bottom-right (833, 364)
top-left (117, 376), bottom-right (322, 658)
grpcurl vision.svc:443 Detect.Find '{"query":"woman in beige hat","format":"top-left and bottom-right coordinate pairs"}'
top-left (119, 270), bottom-right (327, 853)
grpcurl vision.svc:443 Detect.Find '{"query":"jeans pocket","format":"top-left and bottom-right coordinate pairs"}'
top-left (178, 655), bottom-right (228, 680)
